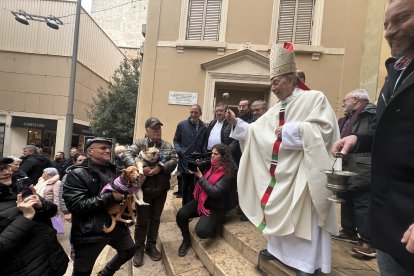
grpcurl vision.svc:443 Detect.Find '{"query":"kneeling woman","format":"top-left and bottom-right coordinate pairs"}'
top-left (176, 144), bottom-right (236, 257)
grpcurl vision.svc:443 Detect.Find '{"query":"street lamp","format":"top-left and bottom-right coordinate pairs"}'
top-left (11, 10), bottom-right (63, 29)
top-left (11, 2), bottom-right (81, 157)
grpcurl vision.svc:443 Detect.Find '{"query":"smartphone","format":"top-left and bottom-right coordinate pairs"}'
top-left (16, 177), bottom-right (33, 198)
top-left (188, 162), bottom-right (198, 172)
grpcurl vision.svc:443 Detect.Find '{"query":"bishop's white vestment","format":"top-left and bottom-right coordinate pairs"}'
top-left (231, 88), bottom-right (340, 273)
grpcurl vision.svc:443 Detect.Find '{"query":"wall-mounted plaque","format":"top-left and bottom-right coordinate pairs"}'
top-left (168, 91), bottom-right (198, 106)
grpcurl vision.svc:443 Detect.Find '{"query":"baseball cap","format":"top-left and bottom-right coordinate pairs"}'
top-left (145, 117), bottom-right (163, 128)
top-left (84, 137), bottom-right (112, 151)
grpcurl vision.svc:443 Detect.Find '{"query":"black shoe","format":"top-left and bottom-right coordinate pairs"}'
top-left (296, 271), bottom-right (316, 276)
top-left (176, 193), bottom-right (183, 198)
top-left (132, 248), bottom-right (144, 267)
top-left (240, 214), bottom-right (249, 221)
top-left (259, 249), bottom-right (276, 261)
top-left (145, 245), bottom-right (162, 261)
top-left (173, 191), bottom-right (180, 195)
top-left (236, 205), bottom-right (243, 215)
top-left (178, 240), bottom-right (191, 257)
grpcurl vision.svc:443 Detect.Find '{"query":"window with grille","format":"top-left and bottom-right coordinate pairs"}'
top-left (277, 0), bottom-right (314, 45)
top-left (186, 0), bottom-right (222, 41)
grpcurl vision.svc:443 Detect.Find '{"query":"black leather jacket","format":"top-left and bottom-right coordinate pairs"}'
top-left (62, 159), bottom-right (117, 244)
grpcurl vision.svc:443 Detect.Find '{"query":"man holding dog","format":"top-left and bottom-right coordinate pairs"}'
top-left (63, 138), bottom-right (135, 276)
top-left (123, 117), bottom-right (178, 267)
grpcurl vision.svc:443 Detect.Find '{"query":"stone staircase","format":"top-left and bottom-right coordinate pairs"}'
top-left (159, 189), bottom-right (297, 276)
top-left (60, 184), bottom-right (380, 275)
top-left (159, 186), bottom-right (380, 276)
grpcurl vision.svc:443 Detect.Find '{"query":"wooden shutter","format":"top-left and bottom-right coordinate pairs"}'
top-left (186, 0), bottom-right (222, 41)
top-left (277, 0), bottom-right (314, 45)
top-left (187, 0), bottom-right (205, 40)
top-left (203, 0), bottom-right (221, 40)
top-left (295, 0), bottom-right (314, 44)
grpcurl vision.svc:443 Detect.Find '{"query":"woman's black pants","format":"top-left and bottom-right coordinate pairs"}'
top-left (176, 199), bottom-right (225, 241)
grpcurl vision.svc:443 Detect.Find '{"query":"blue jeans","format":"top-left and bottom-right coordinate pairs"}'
top-left (377, 250), bottom-right (413, 276)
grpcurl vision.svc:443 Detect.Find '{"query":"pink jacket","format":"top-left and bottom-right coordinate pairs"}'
top-left (36, 174), bottom-right (61, 213)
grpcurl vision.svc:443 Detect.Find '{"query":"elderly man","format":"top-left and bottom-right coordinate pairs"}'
top-left (123, 117), bottom-right (177, 267)
top-left (333, 89), bottom-right (376, 258)
top-left (64, 138), bottom-right (135, 275)
top-left (332, 0), bottom-right (414, 274)
top-left (173, 105), bottom-right (207, 206)
top-left (251, 100), bottom-right (268, 121)
top-left (227, 43), bottom-right (339, 275)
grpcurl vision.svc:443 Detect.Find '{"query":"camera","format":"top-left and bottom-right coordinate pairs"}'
top-left (188, 152), bottom-right (211, 172)
top-left (16, 177), bottom-right (33, 198)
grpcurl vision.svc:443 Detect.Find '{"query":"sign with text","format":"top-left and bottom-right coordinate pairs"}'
top-left (11, 116), bottom-right (57, 130)
top-left (168, 91), bottom-right (198, 106)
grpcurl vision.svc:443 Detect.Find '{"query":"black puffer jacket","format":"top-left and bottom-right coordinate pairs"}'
top-left (0, 183), bottom-right (68, 275)
top-left (122, 138), bottom-right (178, 196)
top-left (63, 159), bottom-right (117, 244)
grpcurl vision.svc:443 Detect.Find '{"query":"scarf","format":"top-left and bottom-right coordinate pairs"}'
top-left (339, 101), bottom-right (369, 138)
top-left (193, 161), bottom-right (225, 216)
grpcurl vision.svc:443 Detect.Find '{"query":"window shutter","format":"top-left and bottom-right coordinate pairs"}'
top-left (277, 0), bottom-right (314, 45)
top-left (277, 0), bottom-right (296, 43)
top-left (186, 0), bottom-right (222, 41)
top-left (203, 0), bottom-right (221, 41)
top-left (295, 0), bottom-right (314, 44)
top-left (187, 0), bottom-right (205, 40)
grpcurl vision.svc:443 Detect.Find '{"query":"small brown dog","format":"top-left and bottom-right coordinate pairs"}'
top-left (101, 166), bottom-right (144, 233)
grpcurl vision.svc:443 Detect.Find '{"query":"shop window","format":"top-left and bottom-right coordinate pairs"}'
top-left (27, 128), bottom-right (56, 159)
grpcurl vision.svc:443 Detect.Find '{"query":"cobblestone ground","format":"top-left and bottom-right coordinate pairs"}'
top-left (58, 219), bottom-right (167, 276)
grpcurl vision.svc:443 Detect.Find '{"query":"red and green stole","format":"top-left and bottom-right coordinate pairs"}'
top-left (258, 102), bottom-right (287, 232)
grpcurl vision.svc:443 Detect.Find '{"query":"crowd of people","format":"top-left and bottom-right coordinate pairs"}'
top-left (1, 0), bottom-right (414, 275)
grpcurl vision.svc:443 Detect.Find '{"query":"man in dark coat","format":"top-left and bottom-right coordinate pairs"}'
top-left (122, 117), bottom-right (177, 267)
top-left (204, 103), bottom-right (239, 161)
top-left (334, 89), bottom-right (377, 258)
top-left (20, 145), bottom-right (52, 185)
top-left (63, 138), bottom-right (135, 275)
top-left (0, 157), bottom-right (68, 275)
top-left (52, 151), bottom-right (67, 179)
top-left (332, 0), bottom-right (414, 273)
top-left (173, 104), bottom-right (208, 206)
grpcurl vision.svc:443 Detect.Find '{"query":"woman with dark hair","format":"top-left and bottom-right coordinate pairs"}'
top-left (176, 143), bottom-right (237, 257)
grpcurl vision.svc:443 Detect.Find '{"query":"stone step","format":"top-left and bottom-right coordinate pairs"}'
top-left (171, 196), bottom-right (261, 276)
top-left (221, 210), bottom-right (295, 276)
top-left (222, 209), bottom-right (266, 265)
top-left (160, 190), bottom-right (210, 276)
